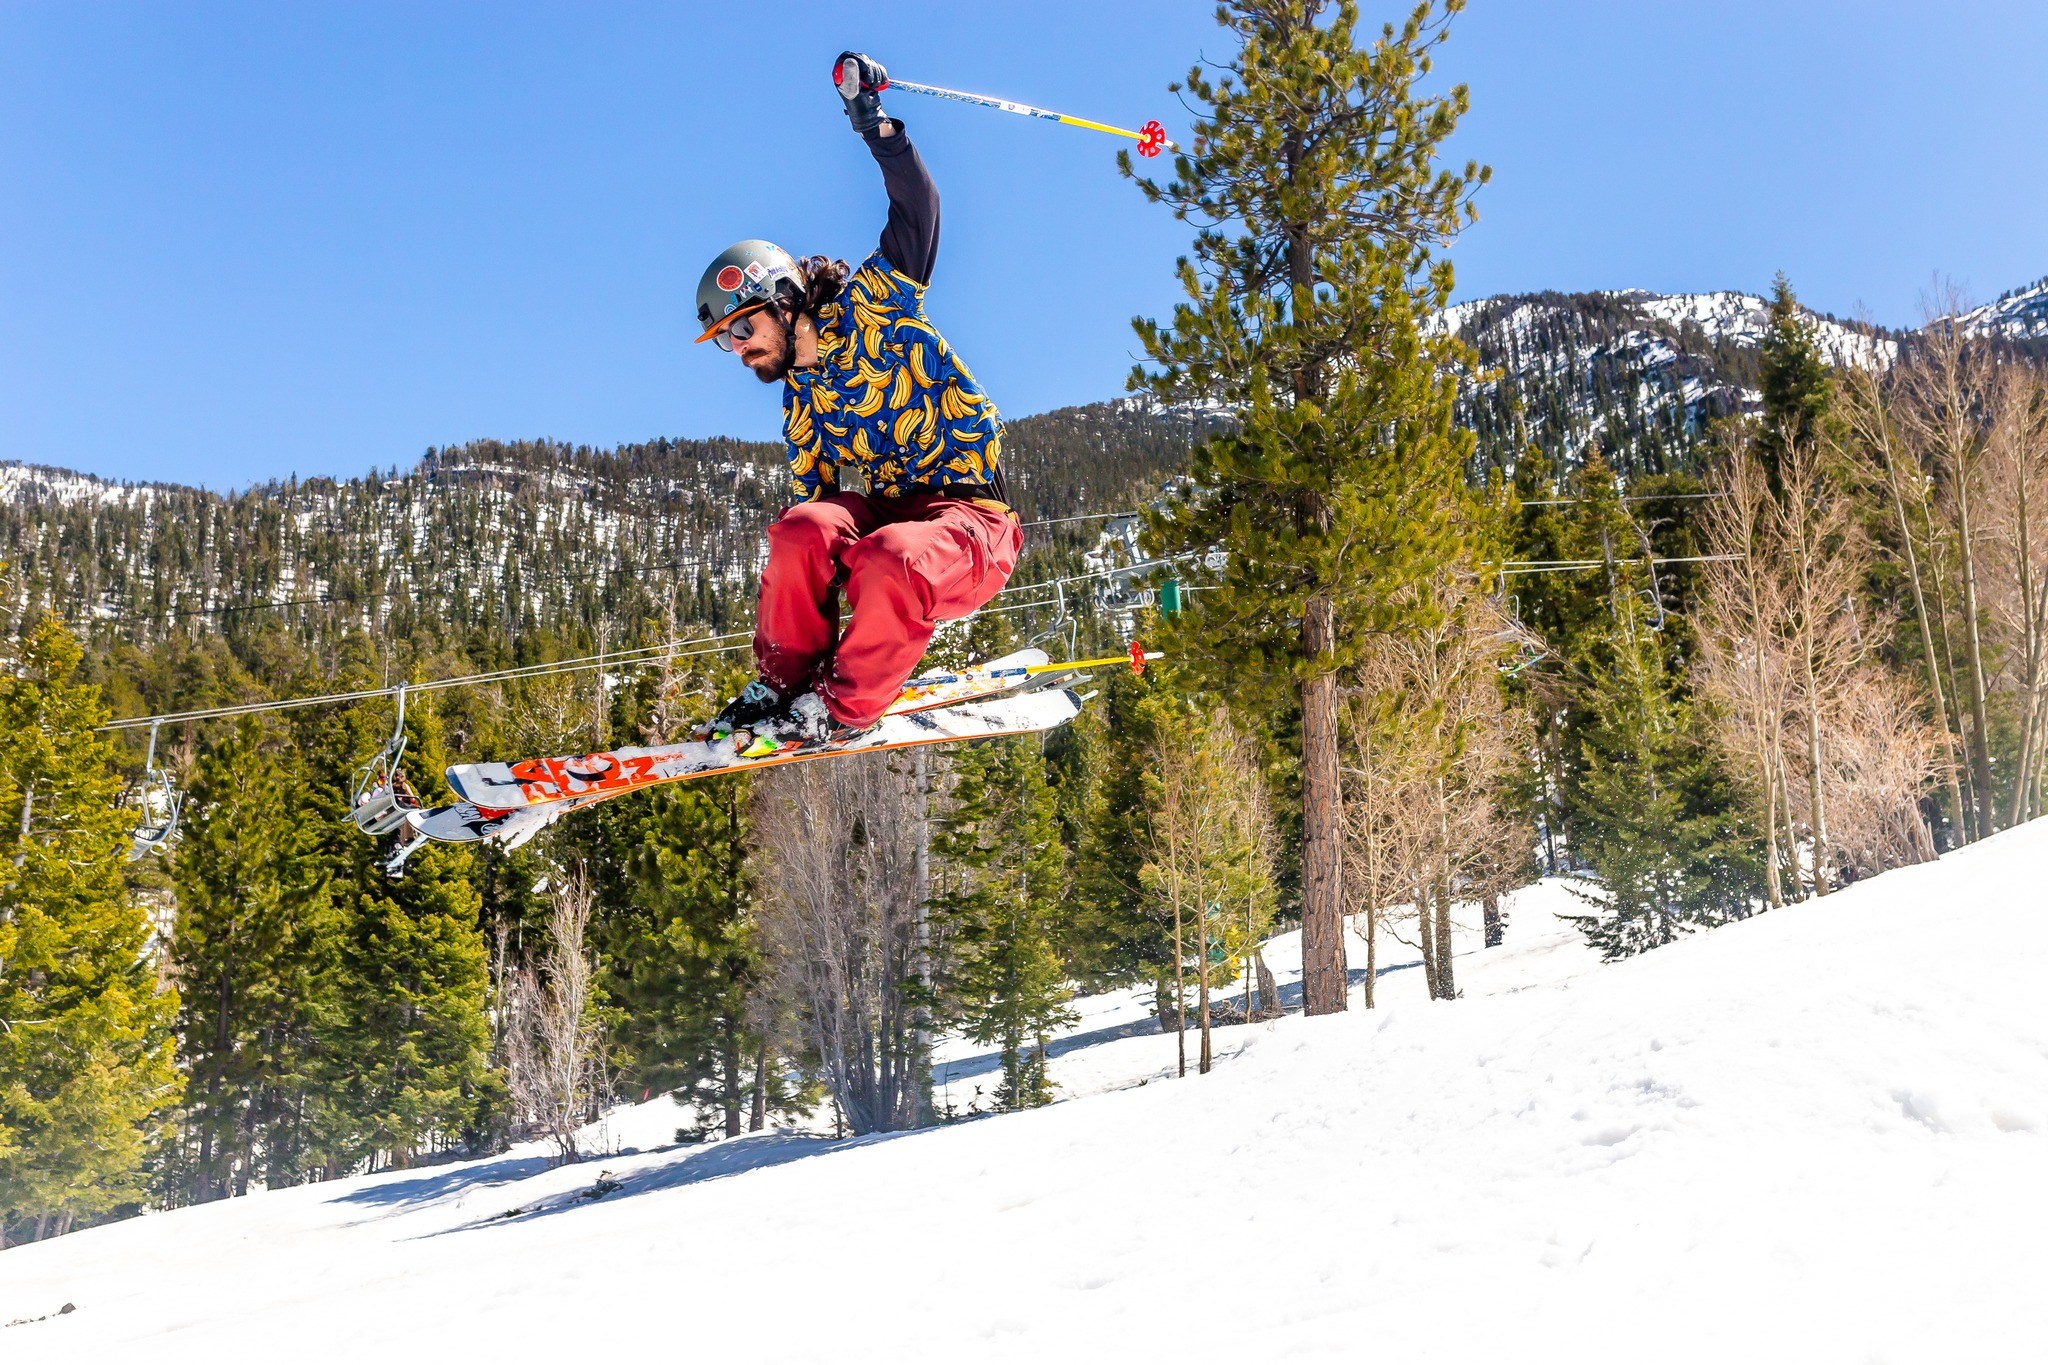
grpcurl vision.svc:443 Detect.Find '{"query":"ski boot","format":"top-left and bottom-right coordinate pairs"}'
top-left (734, 691), bottom-right (875, 758)
top-left (696, 679), bottom-right (787, 742)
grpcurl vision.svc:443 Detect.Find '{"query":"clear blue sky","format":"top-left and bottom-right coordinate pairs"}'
top-left (3, 1), bottom-right (2043, 488)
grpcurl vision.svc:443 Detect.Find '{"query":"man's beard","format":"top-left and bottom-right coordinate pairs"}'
top-left (751, 326), bottom-right (795, 384)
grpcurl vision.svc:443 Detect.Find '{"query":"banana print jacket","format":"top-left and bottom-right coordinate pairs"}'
top-left (779, 124), bottom-right (1003, 501)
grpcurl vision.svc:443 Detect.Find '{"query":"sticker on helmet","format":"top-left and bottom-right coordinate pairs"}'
top-left (716, 265), bottom-right (745, 293)
top-left (744, 260), bottom-right (769, 285)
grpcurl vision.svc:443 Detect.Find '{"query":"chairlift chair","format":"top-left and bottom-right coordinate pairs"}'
top-left (126, 721), bottom-right (184, 861)
top-left (1026, 581), bottom-right (1079, 659)
top-left (349, 685), bottom-right (423, 837)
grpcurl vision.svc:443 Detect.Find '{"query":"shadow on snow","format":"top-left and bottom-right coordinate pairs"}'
top-left (936, 960), bottom-right (1415, 1087)
top-left (405, 1130), bottom-right (902, 1238)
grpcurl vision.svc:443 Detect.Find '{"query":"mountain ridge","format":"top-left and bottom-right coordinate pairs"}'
top-left (5, 275), bottom-right (2037, 647)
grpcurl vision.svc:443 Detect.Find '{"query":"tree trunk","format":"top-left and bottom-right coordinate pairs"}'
top-left (1196, 875), bottom-right (1213, 1076)
top-left (1363, 902), bottom-right (1377, 1010)
top-left (1433, 874), bottom-right (1456, 1000)
top-left (1360, 729), bottom-right (1381, 1008)
top-left (1298, 602), bottom-right (1348, 1015)
top-left (1792, 506), bottom-right (1833, 896)
top-left (721, 1015), bottom-right (743, 1138)
top-left (1415, 882), bottom-right (1439, 999)
top-left (2008, 481), bottom-right (2047, 827)
top-left (1924, 524), bottom-right (1981, 841)
top-left (1482, 893), bottom-right (1502, 949)
top-left (1881, 438), bottom-right (1968, 845)
top-left (1171, 888), bottom-right (1187, 1079)
top-left (1955, 469), bottom-right (1999, 835)
top-left (908, 749), bottom-right (934, 1127)
top-left (1763, 761), bottom-right (1784, 908)
top-left (1254, 952), bottom-right (1280, 1021)
top-left (1805, 701), bottom-right (1830, 896)
top-left (1778, 750), bottom-right (1805, 899)
top-left (748, 1036), bottom-right (769, 1132)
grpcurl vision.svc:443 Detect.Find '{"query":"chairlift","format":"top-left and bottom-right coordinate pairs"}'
top-left (1094, 565), bottom-right (1155, 614)
top-left (1027, 581), bottom-right (1079, 658)
top-left (349, 685), bottom-right (423, 837)
top-left (1489, 593), bottom-right (1549, 679)
top-left (125, 721), bottom-right (183, 861)
top-left (1639, 561), bottom-right (1668, 634)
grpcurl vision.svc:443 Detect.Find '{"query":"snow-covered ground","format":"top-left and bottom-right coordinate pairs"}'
top-left (6, 828), bottom-right (2047, 1363)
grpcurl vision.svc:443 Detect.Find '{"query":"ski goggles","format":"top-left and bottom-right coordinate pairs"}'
top-left (702, 302), bottom-right (770, 351)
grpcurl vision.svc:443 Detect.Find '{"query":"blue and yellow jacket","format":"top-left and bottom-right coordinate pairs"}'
top-left (780, 125), bottom-right (1003, 501)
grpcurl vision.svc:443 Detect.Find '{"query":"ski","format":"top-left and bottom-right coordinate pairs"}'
top-left (410, 687), bottom-right (1086, 860)
top-left (447, 646), bottom-right (1061, 812)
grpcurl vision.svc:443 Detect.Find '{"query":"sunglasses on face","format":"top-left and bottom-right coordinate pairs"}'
top-left (713, 304), bottom-right (769, 353)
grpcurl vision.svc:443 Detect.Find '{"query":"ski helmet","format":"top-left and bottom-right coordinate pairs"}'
top-left (695, 240), bottom-right (803, 344)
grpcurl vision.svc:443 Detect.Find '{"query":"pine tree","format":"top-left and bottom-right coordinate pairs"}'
top-left (1067, 668), bottom-right (1167, 991)
top-left (937, 737), bottom-right (1075, 1110)
top-left (168, 717), bottom-right (338, 1201)
top-left (0, 618), bottom-right (181, 1243)
top-left (1562, 542), bottom-right (1760, 959)
top-left (1758, 274), bottom-right (1837, 499)
top-left (604, 775), bottom-right (778, 1138)
top-left (1129, 0), bottom-right (1488, 1014)
top-left (314, 692), bottom-right (493, 1170)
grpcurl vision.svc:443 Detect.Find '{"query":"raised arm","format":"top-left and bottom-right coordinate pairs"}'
top-left (835, 51), bottom-right (941, 287)
top-left (868, 124), bottom-right (940, 288)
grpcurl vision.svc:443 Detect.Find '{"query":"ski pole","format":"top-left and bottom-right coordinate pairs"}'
top-left (905, 642), bottom-right (1163, 690)
top-left (884, 77), bottom-right (1176, 158)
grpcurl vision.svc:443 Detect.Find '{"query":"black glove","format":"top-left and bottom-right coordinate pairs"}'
top-left (834, 51), bottom-right (889, 136)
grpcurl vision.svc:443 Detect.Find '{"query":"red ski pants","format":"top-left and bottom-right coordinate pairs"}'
top-left (754, 491), bottom-right (1023, 728)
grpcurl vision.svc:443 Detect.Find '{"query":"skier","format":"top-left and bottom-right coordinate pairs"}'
top-left (693, 51), bottom-right (1019, 748)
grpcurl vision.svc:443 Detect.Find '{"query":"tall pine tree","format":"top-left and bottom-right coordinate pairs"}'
top-left (168, 717), bottom-right (338, 1201)
top-left (1559, 475), bottom-right (1760, 958)
top-left (605, 775), bottom-right (782, 1138)
top-left (0, 618), bottom-right (181, 1243)
top-left (1129, 0), bottom-right (1488, 1014)
top-left (313, 691), bottom-right (493, 1170)
top-left (937, 737), bottom-right (1074, 1111)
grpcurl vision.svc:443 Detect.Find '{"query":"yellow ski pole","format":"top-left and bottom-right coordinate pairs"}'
top-left (904, 642), bottom-right (1164, 690)
top-left (884, 77), bottom-right (1177, 158)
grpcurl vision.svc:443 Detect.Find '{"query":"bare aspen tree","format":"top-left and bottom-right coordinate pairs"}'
top-left (1776, 435), bottom-right (1872, 894)
top-left (1144, 705), bottom-right (1275, 1075)
top-left (753, 753), bottom-right (928, 1133)
top-left (1693, 434), bottom-right (1798, 905)
top-left (1822, 669), bottom-right (1946, 874)
top-left (1837, 350), bottom-right (1970, 843)
top-left (1699, 423), bottom-right (1945, 891)
top-left (1979, 362), bottom-right (2048, 822)
top-left (1344, 576), bottom-right (1531, 1001)
top-left (1896, 297), bottom-right (1999, 834)
top-left (503, 861), bottom-right (607, 1163)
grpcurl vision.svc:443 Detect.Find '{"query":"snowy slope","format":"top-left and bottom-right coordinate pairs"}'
top-left (6, 828), bottom-right (2048, 1363)
top-left (1958, 276), bottom-right (2048, 341)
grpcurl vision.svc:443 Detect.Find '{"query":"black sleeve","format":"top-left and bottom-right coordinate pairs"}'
top-left (867, 121), bottom-right (940, 287)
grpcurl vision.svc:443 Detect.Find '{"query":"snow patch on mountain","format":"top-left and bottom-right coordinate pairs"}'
top-left (1617, 289), bottom-right (1896, 369)
top-left (0, 463), bottom-right (164, 510)
top-left (1958, 276), bottom-right (2048, 341)
top-left (1442, 290), bottom-right (1894, 370)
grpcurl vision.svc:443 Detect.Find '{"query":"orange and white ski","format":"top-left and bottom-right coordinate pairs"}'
top-left (447, 647), bottom-right (1053, 812)
top-left (391, 687), bottom-right (1086, 873)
